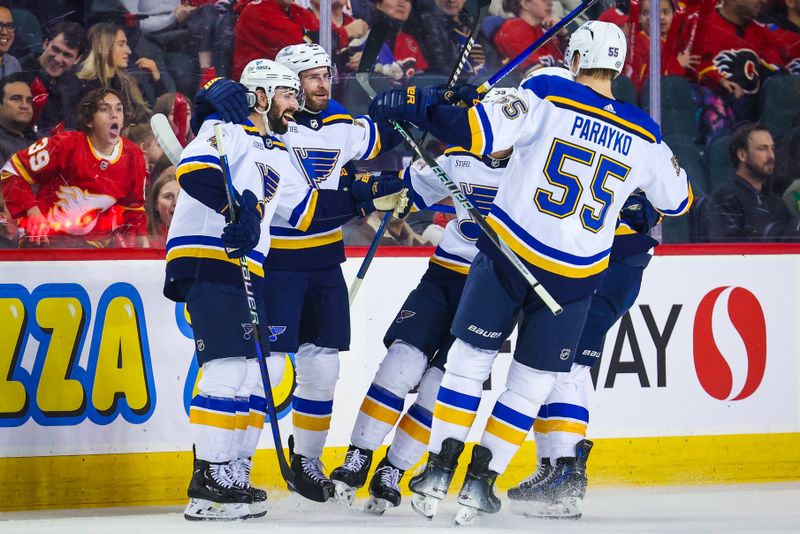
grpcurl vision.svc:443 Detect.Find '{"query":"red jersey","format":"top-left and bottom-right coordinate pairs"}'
top-left (631, 32), bottom-right (686, 91)
top-left (394, 31), bottom-right (428, 75)
top-left (769, 24), bottom-right (800, 75)
top-left (679, 8), bottom-right (782, 93)
top-left (1, 131), bottom-right (147, 240)
top-left (494, 18), bottom-right (563, 72)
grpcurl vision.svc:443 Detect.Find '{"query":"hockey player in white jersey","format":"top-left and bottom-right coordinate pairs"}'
top-left (193, 44), bottom-right (405, 502)
top-left (369, 21), bottom-right (692, 523)
top-left (167, 58), bottom-right (403, 520)
top-left (328, 90), bottom-right (517, 515)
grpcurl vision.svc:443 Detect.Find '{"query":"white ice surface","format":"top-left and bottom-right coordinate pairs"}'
top-left (2, 483), bottom-right (799, 534)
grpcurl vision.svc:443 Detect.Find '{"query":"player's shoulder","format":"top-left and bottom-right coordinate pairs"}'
top-left (47, 130), bottom-right (84, 149)
top-left (320, 99), bottom-right (354, 125)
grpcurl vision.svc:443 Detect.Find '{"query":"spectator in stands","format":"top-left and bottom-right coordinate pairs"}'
top-left (18, 21), bottom-right (86, 136)
top-left (410, 0), bottom-right (498, 80)
top-left (145, 165), bottom-right (178, 247)
top-left (308, 0), bottom-right (366, 72)
top-left (371, 0), bottom-right (429, 80)
top-left (154, 91), bottom-right (192, 146)
top-left (771, 0), bottom-right (800, 74)
top-left (703, 123), bottom-right (795, 241)
top-left (232, 0), bottom-right (368, 79)
top-left (78, 23), bottom-right (165, 123)
top-left (0, 5), bottom-right (20, 78)
top-left (494, 0), bottom-right (565, 77)
top-left (0, 74), bottom-right (35, 164)
top-left (127, 0), bottom-right (220, 95)
top-left (0, 88), bottom-right (148, 248)
top-left (126, 122), bottom-right (164, 186)
top-left (678, 0), bottom-right (783, 124)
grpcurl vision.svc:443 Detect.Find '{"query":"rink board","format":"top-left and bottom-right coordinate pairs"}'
top-left (1, 247), bottom-right (799, 510)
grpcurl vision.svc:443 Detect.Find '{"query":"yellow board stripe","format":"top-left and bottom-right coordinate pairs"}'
top-left (467, 107), bottom-right (485, 156)
top-left (359, 398), bottom-right (401, 426)
top-left (546, 96), bottom-right (657, 143)
top-left (296, 190), bottom-right (319, 232)
top-left (166, 246), bottom-right (265, 278)
top-left (430, 256), bottom-right (470, 274)
top-left (532, 419), bottom-right (588, 435)
top-left (270, 229), bottom-right (343, 250)
top-left (398, 414), bottom-right (431, 444)
top-left (487, 216), bottom-right (608, 278)
top-left (485, 417), bottom-right (528, 445)
top-left (189, 409), bottom-right (235, 430)
top-left (10, 154), bottom-right (34, 184)
top-left (433, 403), bottom-right (477, 428)
top-left (293, 412), bottom-right (331, 432)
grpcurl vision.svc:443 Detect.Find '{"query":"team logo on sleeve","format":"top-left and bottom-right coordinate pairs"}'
top-left (395, 310), bottom-right (416, 323)
top-left (293, 147), bottom-right (341, 187)
top-left (713, 48), bottom-right (761, 94)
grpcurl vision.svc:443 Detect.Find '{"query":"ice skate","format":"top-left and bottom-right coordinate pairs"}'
top-left (230, 457), bottom-right (268, 518)
top-left (454, 445), bottom-right (501, 526)
top-left (184, 459), bottom-right (253, 521)
top-left (288, 453), bottom-right (335, 503)
top-left (364, 455), bottom-right (404, 515)
top-left (330, 445), bottom-right (373, 505)
top-left (408, 438), bottom-right (465, 520)
top-left (509, 439), bottom-right (592, 520)
top-left (506, 457), bottom-right (553, 500)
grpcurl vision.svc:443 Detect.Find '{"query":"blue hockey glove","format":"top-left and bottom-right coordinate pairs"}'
top-left (192, 78), bottom-right (250, 133)
top-left (620, 192), bottom-right (662, 234)
top-left (368, 86), bottom-right (449, 129)
top-left (449, 84), bottom-right (481, 107)
top-left (222, 190), bottom-right (263, 259)
top-left (352, 173), bottom-right (406, 217)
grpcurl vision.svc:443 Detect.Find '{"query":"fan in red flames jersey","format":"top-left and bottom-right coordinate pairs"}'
top-left (0, 87), bottom-right (147, 247)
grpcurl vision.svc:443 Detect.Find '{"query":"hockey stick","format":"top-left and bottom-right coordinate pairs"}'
top-left (212, 124), bottom-right (297, 491)
top-left (475, 0), bottom-right (597, 94)
top-left (347, 0), bottom-right (491, 306)
top-left (151, 113), bottom-right (183, 165)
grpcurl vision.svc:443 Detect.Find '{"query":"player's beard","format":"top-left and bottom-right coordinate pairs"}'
top-left (267, 105), bottom-right (291, 135)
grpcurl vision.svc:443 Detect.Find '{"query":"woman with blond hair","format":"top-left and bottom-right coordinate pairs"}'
top-left (78, 23), bottom-right (167, 123)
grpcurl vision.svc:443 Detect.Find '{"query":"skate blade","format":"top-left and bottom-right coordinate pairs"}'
top-left (510, 497), bottom-right (582, 520)
top-left (410, 493), bottom-right (439, 520)
top-left (364, 496), bottom-right (394, 516)
top-left (184, 498), bottom-right (250, 521)
top-left (248, 499), bottom-right (268, 518)
top-left (333, 480), bottom-right (357, 506)
top-left (454, 504), bottom-right (480, 526)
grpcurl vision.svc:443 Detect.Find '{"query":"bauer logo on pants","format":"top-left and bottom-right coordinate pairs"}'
top-left (693, 286), bottom-right (767, 401)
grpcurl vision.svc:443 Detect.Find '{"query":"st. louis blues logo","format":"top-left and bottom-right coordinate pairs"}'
top-left (395, 310), bottom-right (416, 323)
top-left (242, 323), bottom-right (253, 340)
top-left (293, 147), bottom-right (341, 187)
top-left (256, 162), bottom-right (280, 202)
top-left (268, 325), bottom-right (287, 342)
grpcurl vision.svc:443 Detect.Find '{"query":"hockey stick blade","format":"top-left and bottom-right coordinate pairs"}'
top-left (212, 124), bottom-right (298, 491)
top-left (150, 113), bottom-right (183, 165)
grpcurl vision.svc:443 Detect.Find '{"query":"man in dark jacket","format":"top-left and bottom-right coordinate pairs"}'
top-left (703, 123), bottom-right (799, 241)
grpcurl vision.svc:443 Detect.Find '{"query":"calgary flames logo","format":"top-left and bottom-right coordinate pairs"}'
top-left (713, 48), bottom-right (762, 94)
top-left (48, 186), bottom-right (116, 235)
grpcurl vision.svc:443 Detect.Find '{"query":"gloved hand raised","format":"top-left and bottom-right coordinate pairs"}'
top-left (368, 86), bottom-right (450, 129)
top-left (351, 173), bottom-right (408, 217)
top-left (192, 78), bottom-right (251, 134)
top-left (222, 189), bottom-right (263, 259)
top-left (620, 192), bottom-right (662, 234)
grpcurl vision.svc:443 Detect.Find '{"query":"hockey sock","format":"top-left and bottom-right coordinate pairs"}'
top-left (544, 403), bottom-right (589, 460)
top-left (292, 344), bottom-right (339, 459)
top-left (388, 367), bottom-right (443, 470)
top-left (191, 358), bottom-right (247, 462)
top-left (532, 404), bottom-right (552, 460)
top-left (480, 389), bottom-right (537, 474)
top-left (230, 396), bottom-right (250, 460)
top-left (239, 354), bottom-right (287, 459)
top-left (427, 339), bottom-right (495, 455)
top-left (351, 341), bottom-right (427, 451)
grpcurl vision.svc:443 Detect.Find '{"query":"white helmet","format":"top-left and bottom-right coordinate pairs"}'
top-left (275, 43), bottom-right (332, 76)
top-left (521, 66), bottom-right (574, 84)
top-left (239, 58), bottom-right (301, 113)
top-left (564, 21), bottom-right (627, 78)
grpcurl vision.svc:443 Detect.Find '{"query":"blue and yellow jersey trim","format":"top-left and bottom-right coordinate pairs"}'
top-left (287, 188), bottom-right (319, 232)
top-left (241, 123), bottom-right (260, 137)
top-left (656, 182), bottom-right (694, 216)
top-left (176, 154), bottom-right (222, 184)
top-left (430, 246), bottom-right (471, 275)
top-left (486, 205), bottom-right (610, 278)
top-left (356, 115), bottom-right (382, 160)
top-left (466, 105), bottom-right (494, 156)
top-left (545, 96), bottom-right (658, 144)
top-left (265, 135), bottom-right (288, 151)
top-left (269, 226), bottom-right (343, 250)
top-left (322, 113), bottom-right (354, 126)
top-left (166, 235), bottom-right (265, 278)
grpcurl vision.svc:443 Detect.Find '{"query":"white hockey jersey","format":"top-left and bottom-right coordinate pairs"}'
top-left (462, 74), bottom-right (692, 298)
top-left (406, 147), bottom-right (508, 274)
top-left (165, 118), bottom-right (316, 301)
top-left (268, 99), bottom-right (383, 270)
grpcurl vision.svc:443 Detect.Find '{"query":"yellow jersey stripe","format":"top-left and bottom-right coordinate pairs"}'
top-left (323, 113), bottom-right (353, 123)
top-left (433, 403), bottom-right (477, 428)
top-left (248, 412), bottom-right (265, 430)
top-left (189, 409), bottom-right (236, 430)
top-left (293, 412), bottom-right (332, 432)
top-left (398, 414), bottom-right (431, 444)
top-left (430, 256), bottom-right (471, 274)
top-left (270, 228), bottom-right (343, 250)
top-left (485, 417), bottom-right (528, 445)
top-left (175, 162), bottom-right (221, 183)
top-left (10, 154), bottom-right (34, 184)
top-left (487, 216), bottom-right (609, 278)
top-left (467, 107), bottom-right (486, 156)
top-left (296, 190), bottom-right (319, 232)
top-left (234, 413), bottom-right (249, 431)
top-left (166, 246), bottom-right (265, 278)
top-left (546, 96), bottom-right (657, 143)
top-left (359, 398), bottom-right (401, 426)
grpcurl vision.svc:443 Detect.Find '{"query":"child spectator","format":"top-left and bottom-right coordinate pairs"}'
top-left (126, 122), bottom-right (164, 187)
top-left (145, 165), bottom-right (178, 247)
top-left (78, 23), bottom-right (165, 123)
top-left (0, 88), bottom-right (148, 248)
top-left (494, 0), bottom-right (565, 77)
